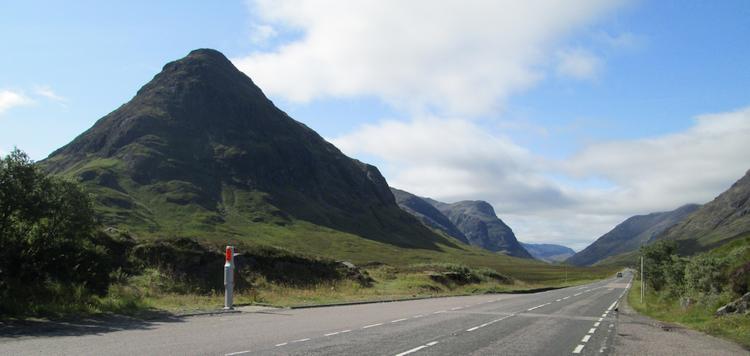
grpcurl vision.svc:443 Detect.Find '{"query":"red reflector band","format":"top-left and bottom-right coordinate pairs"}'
top-left (226, 247), bottom-right (232, 262)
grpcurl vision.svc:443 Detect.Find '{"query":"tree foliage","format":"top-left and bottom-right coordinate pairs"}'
top-left (0, 149), bottom-right (117, 314)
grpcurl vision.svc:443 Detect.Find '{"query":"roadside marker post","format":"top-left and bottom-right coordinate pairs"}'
top-left (224, 245), bottom-right (235, 310)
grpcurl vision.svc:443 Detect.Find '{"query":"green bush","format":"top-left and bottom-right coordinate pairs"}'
top-left (685, 254), bottom-right (727, 297)
top-left (640, 240), bottom-right (678, 291)
top-left (0, 149), bottom-right (122, 316)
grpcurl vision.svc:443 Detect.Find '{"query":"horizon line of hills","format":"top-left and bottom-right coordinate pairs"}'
top-left (36, 48), bottom-right (750, 267)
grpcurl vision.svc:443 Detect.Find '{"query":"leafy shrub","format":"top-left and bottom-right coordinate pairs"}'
top-left (684, 254), bottom-right (727, 297)
top-left (730, 262), bottom-right (750, 295)
top-left (641, 240), bottom-right (678, 291)
top-left (0, 149), bottom-right (123, 315)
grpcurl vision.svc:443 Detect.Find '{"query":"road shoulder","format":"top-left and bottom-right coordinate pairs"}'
top-left (614, 295), bottom-right (749, 355)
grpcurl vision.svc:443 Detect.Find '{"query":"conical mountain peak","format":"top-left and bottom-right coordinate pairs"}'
top-left (42, 49), bottom-right (450, 250)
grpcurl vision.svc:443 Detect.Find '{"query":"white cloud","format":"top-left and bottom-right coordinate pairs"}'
top-left (235, 0), bottom-right (626, 116)
top-left (0, 90), bottom-right (32, 115)
top-left (594, 31), bottom-right (641, 50)
top-left (563, 106), bottom-right (750, 215)
top-left (33, 85), bottom-right (67, 103)
top-left (331, 117), bottom-right (574, 212)
top-left (332, 106), bottom-right (750, 249)
top-left (249, 24), bottom-right (278, 44)
top-left (555, 48), bottom-right (603, 80)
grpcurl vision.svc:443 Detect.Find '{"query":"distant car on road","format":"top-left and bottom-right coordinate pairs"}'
top-left (617, 272), bottom-right (623, 278)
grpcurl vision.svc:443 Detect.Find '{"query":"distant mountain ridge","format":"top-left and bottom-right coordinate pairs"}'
top-left (521, 243), bottom-right (575, 263)
top-left (566, 204), bottom-right (701, 266)
top-left (390, 188), bottom-right (469, 244)
top-left (657, 169), bottom-right (750, 253)
top-left (390, 188), bottom-right (532, 259)
top-left (40, 48), bottom-right (453, 249)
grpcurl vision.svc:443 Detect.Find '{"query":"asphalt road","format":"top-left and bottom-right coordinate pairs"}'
top-left (0, 273), bottom-right (633, 355)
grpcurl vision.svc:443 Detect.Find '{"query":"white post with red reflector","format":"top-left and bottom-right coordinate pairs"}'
top-left (224, 245), bottom-right (235, 310)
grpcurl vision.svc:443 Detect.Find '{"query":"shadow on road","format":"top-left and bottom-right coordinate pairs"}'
top-left (0, 312), bottom-right (184, 339)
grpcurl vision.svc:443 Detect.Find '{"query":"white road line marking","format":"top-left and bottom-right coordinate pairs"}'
top-left (594, 322), bottom-right (600, 327)
top-left (275, 343), bottom-right (287, 347)
top-left (450, 307), bottom-right (463, 310)
top-left (573, 344), bottom-right (585, 353)
top-left (582, 335), bottom-right (591, 343)
top-left (588, 328), bottom-right (596, 334)
top-left (363, 323), bottom-right (383, 329)
top-left (574, 293), bottom-right (582, 296)
top-left (225, 351), bottom-right (251, 356)
top-left (527, 302), bottom-right (550, 311)
top-left (467, 326), bottom-right (480, 332)
top-left (291, 338), bottom-right (310, 343)
top-left (394, 341), bottom-right (439, 356)
top-left (556, 299), bottom-right (562, 302)
top-left (433, 310), bottom-right (446, 314)
top-left (325, 329), bottom-right (351, 336)
top-left (563, 296), bottom-right (570, 300)
top-left (608, 301), bottom-right (617, 310)
top-left (598, 317), bottom-right (604, 322)
top-left (391, 318), bottom-right (407, 323)
top-left (413, 314), bottom-right (424, 318)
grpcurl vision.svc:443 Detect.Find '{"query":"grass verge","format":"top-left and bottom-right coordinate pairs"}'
top-left (627, 278), bottom-right (750, 349)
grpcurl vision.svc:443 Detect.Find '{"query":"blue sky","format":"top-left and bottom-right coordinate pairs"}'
top-left (2, 0), bottom-right (749, 249)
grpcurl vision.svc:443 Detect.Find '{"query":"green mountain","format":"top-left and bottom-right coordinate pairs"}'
top-left (425, 199), bottom-right (533, 259)
top-left (390, 188), bottom-right (469, 244)
top-left (520, 243), bottom-right (575, 263)
top-left (657, 169), bottom-right (750, 253)
top-left (40, 48), bottom-right (455, 251)
top-left (566, 204), bottom-right (700, 266)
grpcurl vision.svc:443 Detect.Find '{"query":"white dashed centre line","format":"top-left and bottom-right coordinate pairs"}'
top-left (582, 335), bottom-right (591, 343)
top-left (292, 338), bottom-right (310, 343)
top-left (274, 343), bottom-right (287, 347)
top-left (391, 318), bottom-right (407, 323)
top-left (573, 344), bottom-right (585, 353)
top-left (225, 351), bottom-right (250, 356)
top-left (563, 296), bottom-right (570, 300)
top-left (394, 341), bottom-right (439, 356)
top-left (594, 322), bottom-right (600, 327)
top-left (450, 307), bottom-right (463, 310)
top-left (588, 328), bottom-right (596, 334)
top-left (363, 323), bottom-right (383, 329)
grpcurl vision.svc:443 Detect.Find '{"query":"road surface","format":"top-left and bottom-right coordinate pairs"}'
top-left (0, 273), bottom-right (633, 355)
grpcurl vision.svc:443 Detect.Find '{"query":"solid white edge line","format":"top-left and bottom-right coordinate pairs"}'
top-left (573, 344), bottom-right (585, 353)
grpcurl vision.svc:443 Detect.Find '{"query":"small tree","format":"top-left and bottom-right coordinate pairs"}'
top-left (640, 240), bottom-right (678, 291)
top-left (0, 149), bottom-right (115, 314)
